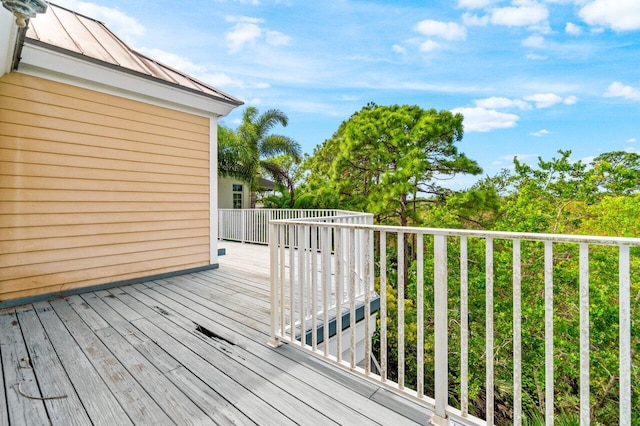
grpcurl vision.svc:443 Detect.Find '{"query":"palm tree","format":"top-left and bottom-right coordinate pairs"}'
top-left (219, 106), bottom-right (301, 207)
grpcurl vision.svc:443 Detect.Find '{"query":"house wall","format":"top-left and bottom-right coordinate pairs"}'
top-left (218, 176), bottom-right (251, 209)
top-left (0, 72), bottom-right (212, 302)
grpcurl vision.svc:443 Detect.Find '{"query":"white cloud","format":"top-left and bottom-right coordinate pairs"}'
top-left (579, 0), bottom-right (640, 31)
top-left (526, 53), bottom-right (548, 60)
top-left (392, 44), bottom-right (407, 54)
top-left (414, 19), bottom-right (467, 40)
top-left (53, 0), bottom-right (145, 39)
top-left (563, 95), bottom-right (579, 105)
top-left (604, 81), bottom-right (640, 101)
top-left (522, 34), bottom-right (545, 48)
top-left (213, 0), bottom-right (260, 4)
top-left (243, 98), bottom-right (262, 105)
top-left (419, 40), bottom-right (441, 52)
top-left (462, 13), bottom-right (489, 26)
top-left (451, 107), bottom-right (520, 132)
top-left (201, 72), bottom-right (270, 89)
top-left (474, 96), bottom-right (531, 110)
top-left (265, 30), bottom-right (291, 46)
top-left (225, 15), bottom-right (290, 53)
top-left (137, 47), bottom-right (269, 90)
top-left (529, 129), bottom-right (550, 137)
top-left (565, 22), bottom-right (582, 35)
top-left (490, 2), bottom-right (549, 27)
top-left (627, 138), bottom-right (637, 143)
top-left (226, 19), bottom-right (263, 53)
top-left (523, 93), bottom-right (563, 108)
top-left (278, 100), bottom-right (345, 117)
top-left (457, 0), bottom-right (498, 8)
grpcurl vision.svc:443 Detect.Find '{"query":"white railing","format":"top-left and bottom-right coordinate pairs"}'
top-left (218, 209), bottom-right (371, 244)
top-left (268, 215), bottom-right (640, 426)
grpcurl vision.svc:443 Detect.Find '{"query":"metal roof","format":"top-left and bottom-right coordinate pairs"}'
top-left (24, 2), bottom-right (242, 106)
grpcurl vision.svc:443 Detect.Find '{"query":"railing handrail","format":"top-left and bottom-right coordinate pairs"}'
top-left (269, 218), bottom-right (640, 246)
top-left (218, 209), bottom-right (374, 245)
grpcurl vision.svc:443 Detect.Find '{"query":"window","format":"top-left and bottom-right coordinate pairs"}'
top-left (233, 193), bottom-right (242, 209)
top-left (232, 184), bottom-right (243, 209)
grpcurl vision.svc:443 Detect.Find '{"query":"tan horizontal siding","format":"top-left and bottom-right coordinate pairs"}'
top-left (0, 137), bottom-right (208, 168)
top-left (1, 211), bottom-right (208, 227)
top-left (0, 97), bottom-right (210, 145)
top-left (2, 124), bottom-right (209, 158)
top-left (1, 219), bottom-right (210, 240)
top-left (0, 175), bottom-right (208, 193)
top-left (1, 110), bottom-right (209, 154)
top-left (0, 149), bottom-right (207, 176)
top-left (2, 72), bottom-right (208, 127)
top-left (0, 162), bottom-right (209, 185)
top-left (0, 72), bottom-right (212, 303)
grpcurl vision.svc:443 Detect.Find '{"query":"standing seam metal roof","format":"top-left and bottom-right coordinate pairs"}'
top-left (24, 2), bottom-right (242, 106)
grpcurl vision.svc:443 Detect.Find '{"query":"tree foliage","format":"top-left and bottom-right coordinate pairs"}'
top-left (218, 107), bottom-right (301, 196)
top-left (303, 103), bottom-right (482, 225)
top-left (373, 150), bottom-right (640, 425)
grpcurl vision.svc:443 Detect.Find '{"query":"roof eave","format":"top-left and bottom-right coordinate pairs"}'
top-left (22, 38), bottom-right (243, 108)
top-left (18, 40), bottom-right (242, 118)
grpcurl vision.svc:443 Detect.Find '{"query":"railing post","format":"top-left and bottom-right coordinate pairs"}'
top-left (619, 245), bottom-right (631, 425)
top-left (431, 234), bottom-right (449, 426)
top-left (241, 209), bottom-right (247, 243)
top-left (268, 222), bottom-right (282, 348)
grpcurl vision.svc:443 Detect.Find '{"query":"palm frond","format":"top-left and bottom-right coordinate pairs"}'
top-left (260, 134), bottom-right (302, 160)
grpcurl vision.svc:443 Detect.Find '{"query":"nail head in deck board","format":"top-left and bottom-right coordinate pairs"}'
top-left (46, 299), bottom-right (175, 425)
top-left (15, 308), bottom-right (92, 425)
top-left (31, 302), bottom-right (134, 426)
top-left (0, 312), bottom-right (50, 426)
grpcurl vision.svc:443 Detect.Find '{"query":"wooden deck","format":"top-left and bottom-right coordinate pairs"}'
top-left (0, 241), bottom-right (432, 425)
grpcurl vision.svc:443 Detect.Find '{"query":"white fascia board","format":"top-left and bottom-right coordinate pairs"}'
top-left (19, 42), bottom-right (239, 119)
top-left (0, 10), bottom-right (18, 76)
top-left (210, 117), bottom-right (219, 263)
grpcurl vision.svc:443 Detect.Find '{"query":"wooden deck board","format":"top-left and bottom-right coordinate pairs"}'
top-left (64, 296), bottom-right (215, 425)
top-left (32, 302), bottom-right (134, 426)
top-left (0, 241), bottom-right (430, 425)
top-left (0, 311), bottom-right (49, 426)
top-left (16, 307), bottom-right (92, 426)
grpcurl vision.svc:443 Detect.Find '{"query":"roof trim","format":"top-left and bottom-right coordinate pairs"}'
top-left (24, 38), bottom-right (242, 107)
top-left (18, 41), bottom-right (239, 118)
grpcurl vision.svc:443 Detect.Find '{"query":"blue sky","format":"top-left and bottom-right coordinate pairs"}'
top-left (54, 0), bottom-right (640, 189)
